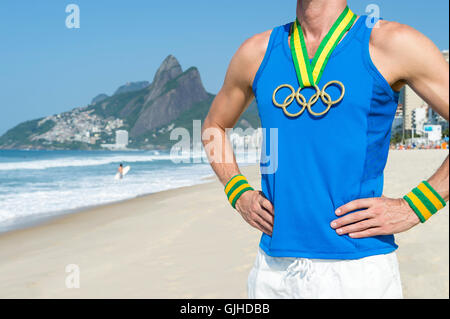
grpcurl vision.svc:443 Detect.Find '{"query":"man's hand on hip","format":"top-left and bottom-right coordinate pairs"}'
top-left (330, 197), bottom-right (420, 238)
top-left (235, 190), bottom-right (274, 236)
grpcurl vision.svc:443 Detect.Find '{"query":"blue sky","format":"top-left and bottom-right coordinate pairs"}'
top-left (0, 0), bottom-right (448, 135)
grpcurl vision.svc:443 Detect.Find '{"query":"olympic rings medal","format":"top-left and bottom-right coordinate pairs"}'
top-left (321, 80), bottom-right (345, 104)
top-left (272, 84), bottom-right (295, 107)
top-left (272, 80), bottom-right (345, 118)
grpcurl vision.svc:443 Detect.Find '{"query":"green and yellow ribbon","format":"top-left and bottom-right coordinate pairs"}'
top-left (290, 6), bottom-right (357, 88)
top-left (403, 181), bottom-right (447, 223)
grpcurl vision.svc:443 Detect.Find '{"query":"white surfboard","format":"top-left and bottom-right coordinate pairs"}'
top-left (115, 166), bottom-right (131, 180)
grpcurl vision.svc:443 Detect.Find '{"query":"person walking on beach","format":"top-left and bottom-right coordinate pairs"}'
top-left (202, 0), bottom-right (448, 298)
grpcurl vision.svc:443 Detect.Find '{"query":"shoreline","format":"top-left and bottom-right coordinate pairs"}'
top-left (0, 150), bottom-right (448, 298)
top-left (0, 169), bottom-right (220, 239)
top-left (0, 171), bottom-right (216, 235)
top-left (0, 182), bottom-right (208, 236)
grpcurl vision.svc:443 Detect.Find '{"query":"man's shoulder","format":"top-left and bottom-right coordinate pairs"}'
top-left (370, 20), bottom-right (426, 55)
top-left (236, 29), bottom-right (273, 64)
top-left (368, 19), bottom-right (443, 87)
top-left (227, 29), bottom-right (274, 87)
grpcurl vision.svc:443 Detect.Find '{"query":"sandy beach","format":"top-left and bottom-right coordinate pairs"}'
top-left (0, 150), bottom-right (448, 299)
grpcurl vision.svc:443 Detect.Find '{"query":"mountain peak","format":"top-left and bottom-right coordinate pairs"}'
top-left (152, 55), bottom-right (183, 85)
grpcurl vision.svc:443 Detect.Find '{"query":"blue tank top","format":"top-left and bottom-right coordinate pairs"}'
top-left (253, 16), bottom-right (399, 259)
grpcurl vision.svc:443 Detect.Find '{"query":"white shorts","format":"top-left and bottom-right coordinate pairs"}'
top-left (248, 247), bottom-right (403, 299)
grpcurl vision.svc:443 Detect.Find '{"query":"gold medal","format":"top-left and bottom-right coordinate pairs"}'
top-left (273, 6), bottom-right (356, 117)
top-left (272, 81), bottom-right (345, 117)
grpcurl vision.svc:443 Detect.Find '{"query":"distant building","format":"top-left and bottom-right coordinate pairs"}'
top-left (427, 107), bottom-right (448, 127)
top-left (101, 129), bottom-right (130, 150)
top-left (423, 125), bottom-right (442, 142)
top-left (402, 50), bottom-right (449, 131)
top-left (411, 107), bottom-right (427, 134)
top-left (402, 85), bottom-right (427, 130)
top-left (115, 130), bottom-right (129, 146)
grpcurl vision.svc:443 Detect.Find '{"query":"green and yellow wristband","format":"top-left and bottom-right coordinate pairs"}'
top-left (224, 174), bottom-right (254, 209)
top-left (403, 181), bottom-right (447, 223)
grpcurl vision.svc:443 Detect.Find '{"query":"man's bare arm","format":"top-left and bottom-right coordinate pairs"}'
top-left (387, 22), bottom-right (449, 200)
top-left (332, 21), bottom-right (449, 238)
top-left (202, 31), bottom-right (275, 235)
top-left (372, 21), bottom-right (449, 200)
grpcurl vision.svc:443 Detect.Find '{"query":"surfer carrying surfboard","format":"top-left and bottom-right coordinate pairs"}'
top-left (115, 164), bottom-right (130, 180)
top-left (118, 163), bottom-right (124, 179)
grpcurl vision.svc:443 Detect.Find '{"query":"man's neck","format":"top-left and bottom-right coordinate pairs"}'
top-left (296, 0), bottom-right (348, 42)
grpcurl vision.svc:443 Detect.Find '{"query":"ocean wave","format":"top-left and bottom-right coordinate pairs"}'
top-left (0, 166), bottom-right (213, 226)
top-left (0, 209), bottom-right (15, 224)
top-left (0, 153), bottom-right (204, 171)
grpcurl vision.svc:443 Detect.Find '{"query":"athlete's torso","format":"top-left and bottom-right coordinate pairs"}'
top-left (253, 16), bottom-right (399, 259)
